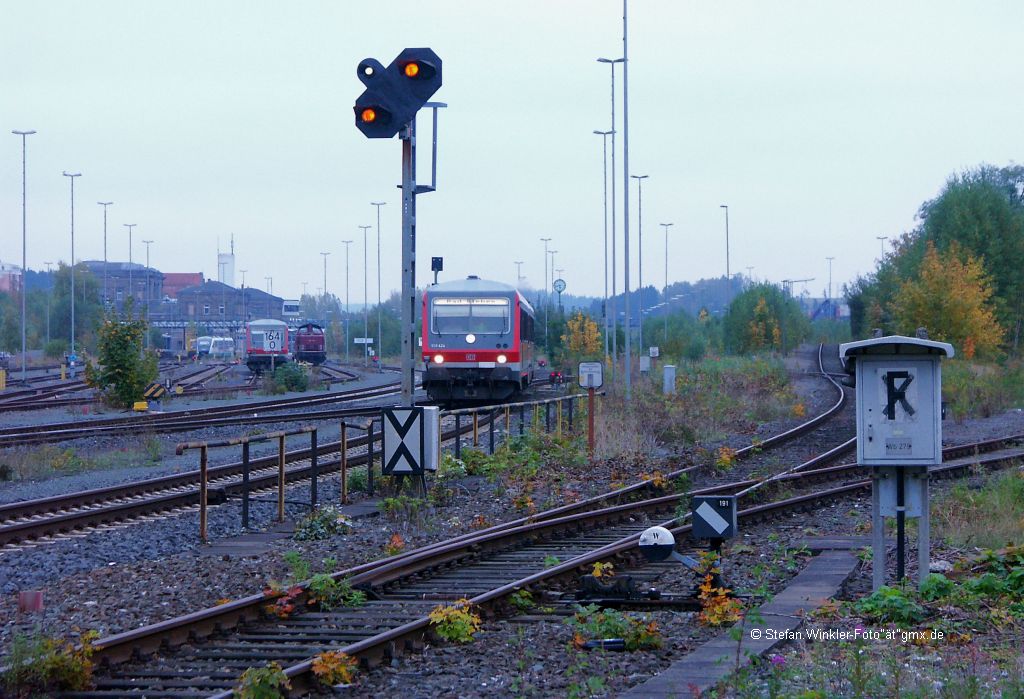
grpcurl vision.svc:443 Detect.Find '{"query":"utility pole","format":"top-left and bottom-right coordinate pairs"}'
top-left (12, 129), bottom-right (35, 383)
top-left (62, 171), bottom-right (81, 355)
top-left (631, 173), bottom-right (648, 350)
top-left (341, 239), bottom-right (353, 363)
top-left (142, 240), bottom-right (153, 347)
top-left (98, 201), bottom-right (113, 308)
top-left (660, 222), bottom-right (673, 345)
top-left (124, 223), bottom-right (137, 310)
top-left (371, 201), bottom-right (385, 372)
top-left (621, 0), bottom-right (634, 398)
top-left (359, 225), bottom-right (372, 367)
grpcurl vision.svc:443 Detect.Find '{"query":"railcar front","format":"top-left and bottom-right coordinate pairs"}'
top-left (246, 319), bottom-right (290, 372)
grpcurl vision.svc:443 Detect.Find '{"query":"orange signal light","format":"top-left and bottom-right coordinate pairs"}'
top-left (404, 62), bottom-right (420, 78)
top-left (361, 108), bottom-right (377, 123)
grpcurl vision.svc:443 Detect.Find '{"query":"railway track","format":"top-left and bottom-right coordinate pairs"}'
top-left (0, 379), bottom-right (404, 447)
top-left (25, 344), bottom-right (859, 692)
top-left (70, 430), bottom-right (1024, 695)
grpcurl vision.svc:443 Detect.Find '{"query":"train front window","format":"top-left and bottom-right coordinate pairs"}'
top-left (432, 298), bottom-right (510, 335)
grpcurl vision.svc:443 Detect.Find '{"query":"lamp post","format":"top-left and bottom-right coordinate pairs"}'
top-left (239, 269), bottom-right (248, 324)
top-left (371, 201), bottom-right (385, 371)
top-left (97, 202), bottom-right (113, 308)
top-left (124, 223), bottom-right (137, 309)
top-left (719, 205), bottom-right (730, 308)
top-left (876, 236), bottom-right (888, 257)
top-left (620, 0), bottom-right (635, 398)
top-left (43, 261), bottom-right (53, 346)
top-left (320, 252), bottom-right (330, 356)
top-left (597, 58), bottom-right (624, 385)
top-left (341, 239), bottom-right (353, 363)
top-left (514, 261), bottom-right (524, 284)
top-left (548, 250), bottom-right (558, 289)
top-left (359, 225), bottom-right (372, 367)
top-left (265, 277), bottom-right (272, 317)
top-left (826, 256), bottom-right (835, 299)
top-left (660, 222), bottom-right (673, 345)
top-left (142, 240), bottom-right (153, 345)
top-left (62, 171), bottom-right (81, 354)
top-left (594, 129), bottom-right (613, 369)
top-left (539, 237), bottom-right (552, 356)
top-left (631, 174), bottom-right (648, 349)
top-left (12, 129), bottom-right (35, 383)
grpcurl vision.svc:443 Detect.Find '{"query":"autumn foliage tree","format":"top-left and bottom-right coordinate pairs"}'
top-left (889, 242), bottom-right (1003, 358)
top-left (560, 311), bottom-right (601, 361)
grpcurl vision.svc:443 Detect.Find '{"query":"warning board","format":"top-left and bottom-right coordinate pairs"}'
top-left (143, 382), bottom-right (168, 400)
top-left (691, 495), bottom-right (738, 539)
top-left (382, 407), bottom-right (425, 475)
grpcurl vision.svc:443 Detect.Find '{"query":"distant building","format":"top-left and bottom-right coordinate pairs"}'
top-left (151, 280), bottom-right (284, 324)
top-left (162, 272), bottom-right (205, 300)
top-left (82, 261), bottom-right (163, 311)
top-left (0, 261), bottom-right (22, 294)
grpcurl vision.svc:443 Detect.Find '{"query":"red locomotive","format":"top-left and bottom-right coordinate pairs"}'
top-left (422, 276), bottom-right (536, 402)
top-left (294, 323), bottom-right (327, 365)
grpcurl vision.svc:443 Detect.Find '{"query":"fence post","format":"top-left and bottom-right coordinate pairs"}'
top-left (545, 402), bottom-right (551, 433)
top-left (567, 397), bottom-right (574, 431)
top-left (556, 400), bottom-right (563, 438)
top-left (587, 388), bottom-right (595, 458)
top-left (519, 404), bottom-right (525, 436)
top-left (340, 421), bottom-right (348, 505)
top-left (277, 434), bottom-right (286, 522)
top-left (505, 406), bottom-right (510, 433)
top-left (367, 420), bottom-right (375, 497)
top-left (199, 444), bottom-right (208, 543)
top-left (489, 410), bottom-right (495, 454)
top-left (241, 440), bottom-right (250, 529)
top-left (455, 414), bottom-right (462, 458)
top-left (310, 428), bottom-right (318, 510)
top-left (473, 412), bottom-right (479, 447)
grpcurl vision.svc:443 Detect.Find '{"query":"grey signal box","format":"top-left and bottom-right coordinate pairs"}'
top-left (840, 336), bottom-right (954, 466)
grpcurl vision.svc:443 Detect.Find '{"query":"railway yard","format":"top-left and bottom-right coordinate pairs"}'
top-left (0, 346), bottom-right (1021, 697)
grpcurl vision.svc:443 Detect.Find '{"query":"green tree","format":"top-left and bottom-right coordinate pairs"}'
top-left (85, 302), bottom-right (158, 407)
top-left (50, 263), bottom-right (104, 352)
top-left (723, 283), bottom-right (809, 355)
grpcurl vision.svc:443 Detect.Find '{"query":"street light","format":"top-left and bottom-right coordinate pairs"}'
top-left (620, 0), bottom-right (635, 397)
top-left (876, 236), bottom-right (888, 257)
top-left (548, 250), bottom-right (558, 289)
top-left (124, 223), bottom-right (137, 309)
top-left (62, 171), bottom-right (81, 355)
top-left (539, 237), bottom-right (552, 356)
top-left (371, 201), bottom-right (385, 371)
top-left (359, 224), bottom-right (372, 367)
top-left (341, 239), bottom-right (353, 363)
top-left (660, 222), bottom-right (674, 344)
top-left (142, 240), bottom-right (153, 344)
top-left (97, 202), bottom-right (113, 308)
top-left (594, 129), bottom-right (614, 369)
top-left (597, 57), bottom-right (624, 384)
top-left (514, 261), bottom-right (524, 284)
top-left (43, 261), bottom-right (53, 346)
top-left (826, 256), bottom-right (835, 299)
top-left (719, 205), bottom-right (730, 308)
top-left (239, 269), bottom-right (248, 323)
top-left (631, 174), bottom-right (648, 349)
top-left (321, 252), bottom-right (330, 356)
top-left (12, 129), bottom-right (35, 383)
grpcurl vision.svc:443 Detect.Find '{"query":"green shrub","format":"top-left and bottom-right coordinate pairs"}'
top-left (919, 573), bottom-right (955, 601)
top-left (854, 586), bottom-right (925, 624)
top-left (294, 506), bottom-right (352, 541)
top-left (566, 604), bottom-right (663, 651)
top-left (1, 630), bottom-right (99, 696)
top-left (307, 574), bottom-right (366, 611)
top-left (272, 363), bottom-right (308, 392)
top-left (234, 661), bottom-right (290, 698)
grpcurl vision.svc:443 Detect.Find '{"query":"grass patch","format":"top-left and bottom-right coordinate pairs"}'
top-left (0, 438), bottom-right (163, 482)
top-left (943, 359), bottom-right (1024, 421)
top-left (932, 470), bottom-right (1024, 549)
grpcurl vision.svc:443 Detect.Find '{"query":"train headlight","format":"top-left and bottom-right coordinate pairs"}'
top-left (433, 354), bottom-right (444, 364)
top-left (497, 354), bottom-right (507, 364)
top-left (465, 333), bottom-right (476, 344)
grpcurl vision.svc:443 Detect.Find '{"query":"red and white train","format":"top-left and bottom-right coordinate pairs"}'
top-left (245, 318), bottom-right (290, 372)
top-left (422, 276), bottom-right (537, 402)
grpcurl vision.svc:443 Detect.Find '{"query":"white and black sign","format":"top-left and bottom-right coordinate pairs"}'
top-left (578, 361), bottom-right (603, 389)
top-left (691, 495), bottom-right (738, 539)
top-left (649, 346), bottom-right (660, 358)
top-left (382, 407), bottom-right (425, 474)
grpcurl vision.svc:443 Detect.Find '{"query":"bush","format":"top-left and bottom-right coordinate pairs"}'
top-left (566, 604), bottom-right (663, 651)
top-left (1, 630), bottom-right (99, 696)
top-left (84, 305), bottom-right (158, 407)
top-left (920, 573), bottom-right (956, 601)
top-left (294, 506), bottom-right (352, 541)
top-left (273, 363), bottom-right (308, 392)
top-left (854, 586), bottom-right (925, 624)
top-left (429, 598), bottom-right (482, 643)
top-left (44, 339), bottom-right (67, 359)
top-left (234, 662), bottom-right (290, 698)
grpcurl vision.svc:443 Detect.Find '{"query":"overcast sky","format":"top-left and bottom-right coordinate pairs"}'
top-left (3, 1), bottom-right (1022, 304)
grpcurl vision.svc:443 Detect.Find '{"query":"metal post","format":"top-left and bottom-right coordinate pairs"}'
top-left (310, 428), bottom-right (318, 509)
top-left (241, 440), bottom-right (250, 529)
top-left (871, 467), bottom-right (885, 591)
top-left (199, 445), bottom-right (208, 543)
top-left (472, 412), bottom-right (479, 447)
top-left (519, 404), bottom-right (525, 436)
top-left (489, 410), bottom-right (495, 454)
top-left (567, 396), bottom-right (574, 430)
top-left (896, 468), bottom-right (906, 582)
top-left (621, 0), bottom-right (633, 398)
top-left (917, 468), bottom-right (930, 589)
top-left (400, 121), bottom-right (417, 406)
top-left (13, 130), bottom-right (35, 384)
top-left (62, 172), bottom-right (81, 353)
top-left (340, 421), bottom-right (348, 504)
top-left (367, 420), bottom-right (375, 496)
top-left (372, 201), bottom-right (385, 372)
top-left (505, 406), bottom-right (510, 433)
top-left (588, 388), bottom-right (595, 458)
top-left (661, 223), bottom-right (673, 344)
top-left (545, 402), bottom-right (551, 433)
top-left (594, 130), bottom-right (612, 369)
top-left (556, 400), bottom-right (563, 438)
top-left (454, 414), bottom-right (461, 458)
top-left (632, 174), bottom-right (648, 350)
top-left (359, 224), bottom-right (372, 366)
top-left (277, 434), bottom-right (286, 522)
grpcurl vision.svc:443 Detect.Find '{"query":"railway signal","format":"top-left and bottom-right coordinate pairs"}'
top-left (354, 49), bottom-right (442, 139)
top-left (353, 47), bottom-right (446, 407)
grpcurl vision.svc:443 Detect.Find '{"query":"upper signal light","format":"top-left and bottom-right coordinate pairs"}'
top-left (404, 62), bottom-right (420, 78)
